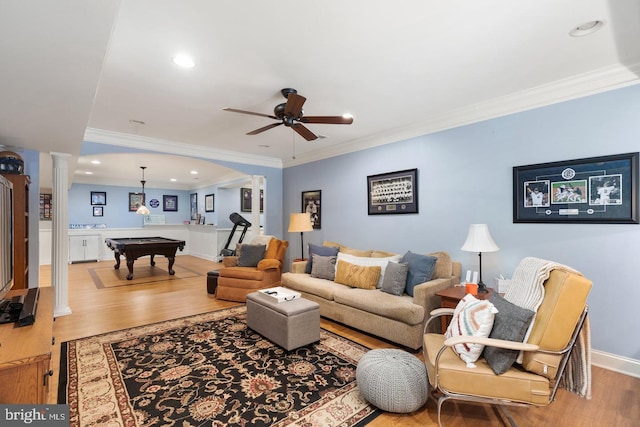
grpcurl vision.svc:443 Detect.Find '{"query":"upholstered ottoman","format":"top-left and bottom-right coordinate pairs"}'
top-left (356, 348), bottom-right (428, 413)
top-left (246, 292), bottom-right (320, 351)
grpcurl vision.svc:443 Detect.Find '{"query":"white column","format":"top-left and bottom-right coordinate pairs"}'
top-left (250, 175), bottom-right (262, 240)
top-left (51, 152), bottom-right (72, 317)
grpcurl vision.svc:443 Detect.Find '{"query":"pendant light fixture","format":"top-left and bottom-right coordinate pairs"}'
top-left (136, 166), bottom-right (150, 215)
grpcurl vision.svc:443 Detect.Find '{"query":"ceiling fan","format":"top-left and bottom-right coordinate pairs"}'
top-left (223, 88), bottom-right (353, 141)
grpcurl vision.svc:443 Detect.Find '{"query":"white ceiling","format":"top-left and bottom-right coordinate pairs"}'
top-left (1, 0), bottom-right (640, 190)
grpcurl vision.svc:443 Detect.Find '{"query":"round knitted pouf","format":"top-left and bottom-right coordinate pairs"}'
top-left (356, 348), bottom-right (428, 413)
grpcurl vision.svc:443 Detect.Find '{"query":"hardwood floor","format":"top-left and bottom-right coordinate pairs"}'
top-left (42, 256), bottom-right (639, 426)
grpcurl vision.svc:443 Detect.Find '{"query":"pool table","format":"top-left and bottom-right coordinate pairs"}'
top-left (104, 237), bottom-right (186, 280)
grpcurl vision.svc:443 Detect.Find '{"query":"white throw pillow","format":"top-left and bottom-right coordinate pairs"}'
top-left (445, 294), bottom-right (498, 367)
top-left (336, 252), bottom-right (402, 288)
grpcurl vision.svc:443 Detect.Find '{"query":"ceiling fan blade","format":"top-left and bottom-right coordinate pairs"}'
top-left (292, 123), bottom-right (318, 141)
top-left (300, 115), bottom-right (354, 125)
top-left (247, 122), bottom-right (282, 135)
top-left (223, 108), bottom-right (278, 120)
top-left (285, 93), bottom-right (306, 118)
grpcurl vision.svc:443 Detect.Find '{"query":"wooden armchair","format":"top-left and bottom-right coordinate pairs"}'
top-left (216, 237), bottom-right (288, 302)
top-left (422, 267), bottom-right (592, 426)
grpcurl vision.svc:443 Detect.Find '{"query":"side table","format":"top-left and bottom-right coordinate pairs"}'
top-left (435, 286), bottom-right (495, 334)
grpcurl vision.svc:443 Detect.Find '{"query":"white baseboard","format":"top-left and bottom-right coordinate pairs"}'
top-left (592, 349), bottom-right (640, 378)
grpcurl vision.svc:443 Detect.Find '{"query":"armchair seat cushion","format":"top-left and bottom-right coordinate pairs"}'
top-left (423, 333), bottom-right (551, 405)
top-left (219, 267), bottom-right (267, 281)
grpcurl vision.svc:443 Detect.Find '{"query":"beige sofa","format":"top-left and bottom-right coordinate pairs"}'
top-left (281, 243), bottom-right (461, 350)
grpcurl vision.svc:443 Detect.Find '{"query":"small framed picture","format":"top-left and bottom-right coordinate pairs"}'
top-left (205, 194), bottom-right (215, 212)
top-left (129, 192), bottom-right (144, 212)
top-left (91, 191), bottom-right (106, 206)
top-left (241, 188), bottom-right (264, 212)
top-left (302, 190), bottom-right (321, 229)
top-left (163, 195), bottom-right (178, 212)
top-left (190, 193), bottom-right (198, 220)
top-left (93, 206), bottom-right (103, 217)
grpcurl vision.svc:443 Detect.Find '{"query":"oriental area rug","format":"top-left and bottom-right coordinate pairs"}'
top-left (58, 306), bottom-right (380, 427)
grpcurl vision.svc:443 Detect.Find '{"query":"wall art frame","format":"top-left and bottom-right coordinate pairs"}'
top-left (163, 195), bottom-right (178, 212)
top-left (91, 191), bottom-right (106, 206)
top-left (190, 193), bottom-right (198, 220)
top-left (129, 192), bottom-right (144, 212)
top-left (93, 206), bottom-right (103, 217)
top-left (302, 190), bottom-right (321, 229)
top-left (241, 188), bottom-right (263, 212)
top-left (205, 194), bottom-right (215, 212)
top-left (513, 152), bottom-right (639, 224)
top-left (39, 193), bottom-right (52, 220)
top-left (367, 168), bottom-right (418, 215)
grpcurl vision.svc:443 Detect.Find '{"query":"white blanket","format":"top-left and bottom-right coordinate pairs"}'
top-left (505, 257), bottom-right (590, 399)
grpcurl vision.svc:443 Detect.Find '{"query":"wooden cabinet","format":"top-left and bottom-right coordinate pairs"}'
top-left (69, 234), bottom-right (100, 263)
top-left (1, 174), bottom-right (29, 289)
top-left (0, 287), bottom-right (54, 404)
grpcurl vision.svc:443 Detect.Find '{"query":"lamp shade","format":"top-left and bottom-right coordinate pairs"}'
top-left (288, 213), bottom-right (313, 233)
top-left (136, 204), bottom-right (150, 215)
top-left (461, 224), bottom-right (499, 253)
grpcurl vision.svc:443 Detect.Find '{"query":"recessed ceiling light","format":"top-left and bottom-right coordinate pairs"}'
top-left (170, 178), bottom-right (177, 182)
top-left (569, 20), bottom-right (604, 37)
top-left (190, 170), bottom-right (198, 175)
top-left (172, 53), bottom-right (195, 68)
top-left (90, 160), bottom-right (101, 165)
top-left (84, 171), bottom-right (93, 175)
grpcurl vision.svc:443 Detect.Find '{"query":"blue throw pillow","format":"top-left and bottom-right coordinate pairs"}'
top-left (401, 251), bottom-right (437, 296)
top-left (305, 243), bottom-right (340, 274)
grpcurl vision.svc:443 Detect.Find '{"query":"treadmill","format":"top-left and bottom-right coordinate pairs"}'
top-left (219, 212), bottom-right (251, 257)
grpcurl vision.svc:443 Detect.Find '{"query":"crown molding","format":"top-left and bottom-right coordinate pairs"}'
top-left (283, 63), bottom-right (640, 168)
top-left (84, 128), bottom-right (283, 169)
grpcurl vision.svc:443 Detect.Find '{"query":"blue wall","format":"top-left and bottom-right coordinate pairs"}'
top-left (283, 83), bottom-right (640, 360)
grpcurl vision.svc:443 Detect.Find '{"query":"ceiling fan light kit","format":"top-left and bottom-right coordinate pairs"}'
top-left (224, 88), bottom-right (353, 141)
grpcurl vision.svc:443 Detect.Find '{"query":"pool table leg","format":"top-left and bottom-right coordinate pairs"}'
top-left (113, 252), bottom-right (121, 270)
top-left (126, 258), bottom-right (135, 280)
top-left (168, 256), bottom-right (176, 275)
top-left (150, 254), bottom-right (156, 266)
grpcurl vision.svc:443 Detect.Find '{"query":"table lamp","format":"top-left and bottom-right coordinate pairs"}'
top-left (461, 224), bottom-right (499, 293)
top-left (288, 213), bottom-right (313, 260)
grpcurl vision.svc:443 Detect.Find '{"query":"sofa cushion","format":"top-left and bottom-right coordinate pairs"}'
top-left (381, 261), bottom-right (409, 296)
top-left (337, 252), bottom-right (402, 288)
top-left (335, 260), bottom-right (381, 290)
top-left (237, 244), bottom-right (266, 267)
top-left (340, 247), bottom-right (374, 257)
top-left (282, 272), bottom-right (344, 301)
top-left (333, 288), bottom-right (424, 325)
top-left (445, 294), bottom-right (498, 366)
top-left (483, 293), bottom-right (535, 374)
top-left (305, 243), bottom-right (340, 273)
top-left (401, 251), bottom-right (438, 296)
top-left (311, 254), bottom-right (337, 280)
top-left (371, 250), bottom-right (398, 258)
top-left (428, 251), bottom-right (453, 279)
top-left (263, 238), bottom-right (280, 259)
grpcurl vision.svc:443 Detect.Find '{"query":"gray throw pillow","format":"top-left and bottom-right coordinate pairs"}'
top-left (237, 244), bottom-right (266, 267)
top-left (401, 251), bottom-right (437, 296)
top-left (483, 293), bottom-right (535, 374)
top-left (305, 243), bottom-right (340, 274)
top-left (310, 254), bottom-right (337, 280)
top-left (381, 261), bottom-right (409, 296)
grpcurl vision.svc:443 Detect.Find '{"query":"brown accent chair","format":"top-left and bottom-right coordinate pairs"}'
top-left (422, 268), bottom-right (592, 426)
top-left (216, 237), bottom-right (289, 302)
